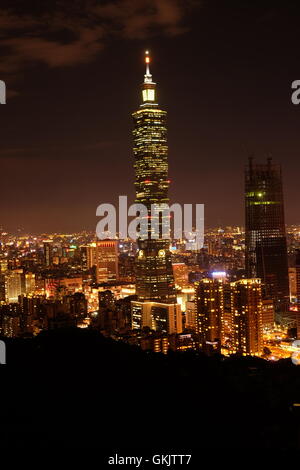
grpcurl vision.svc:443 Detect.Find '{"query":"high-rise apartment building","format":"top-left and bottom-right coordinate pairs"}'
top-left (43, 240), bottom-right (53, 267)
top-left (289, 267), bottom-right (297, 302)
top-left (231, 279), bottom-right (263, 355)
top-left (296, 250), bottom-right (300, 308)
top-left (195, 278), bottom-right (226, 351)
top-left (5, 270), bottom-right (23, 303)
top-left (185, 300), bottom-right (198, 332)
top-left (261, 299), bottom-right (275, 328)
top-left (0, 304), bottom-right (21, 337)
top-left (85, 243), bottom-right (97, 269)
top-left (25, 273), bottom-right (35, 294)
top-left (295, 251), bottom-right (300, 339)
top-left (194, 277), bottom-right (263, 355)
top-left (172, 263), bottom-right (189, 289)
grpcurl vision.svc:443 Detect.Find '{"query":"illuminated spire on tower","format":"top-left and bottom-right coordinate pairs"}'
top-left (144, 50), bottom-right (153, 83)
top-left (142, 50), bottom-right (156, 104)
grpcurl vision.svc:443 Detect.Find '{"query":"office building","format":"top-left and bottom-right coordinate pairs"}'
top-left (245, 157), bottom-right (289, 308)
top-left (131, 300), bottom-right (182, 334)
top-left (96, 240), bottom-right (118, 283)
top-left (132, 51), bottom-right (176, 304)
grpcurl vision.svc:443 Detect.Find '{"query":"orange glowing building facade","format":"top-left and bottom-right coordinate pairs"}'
top-left (96, 240), bottom-right (119, 283)
top-left (231, 279), bottom-right (263, 355)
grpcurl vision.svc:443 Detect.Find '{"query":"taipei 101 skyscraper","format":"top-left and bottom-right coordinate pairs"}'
top-left (131, 52), bottom-right (181, 333)
top-left (132, 51), bottom-right (176, 304)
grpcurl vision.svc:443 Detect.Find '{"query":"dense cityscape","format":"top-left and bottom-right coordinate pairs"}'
top-left (2, 1), bottom-right (300, 453)
top-left (1, 224), bottom-right (300, 361)
top-left (1, 53), bottom-right (300, 367)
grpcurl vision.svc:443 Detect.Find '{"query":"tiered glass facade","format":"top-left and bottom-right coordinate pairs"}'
top-left (132, 52), bottom-right (176, 303)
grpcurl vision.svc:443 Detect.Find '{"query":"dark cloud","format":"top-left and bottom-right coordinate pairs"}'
top-left (0, 0), bottom-right (198, 75)
top-left (94, 0), bottom-right (191, 38)
top-left (1, 27), bottom-right (105, 70)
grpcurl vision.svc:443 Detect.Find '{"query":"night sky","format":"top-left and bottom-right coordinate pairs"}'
top-left (0, 0), bottom-right (300, 233)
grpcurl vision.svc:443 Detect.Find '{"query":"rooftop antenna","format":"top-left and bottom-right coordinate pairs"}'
top-left (144, 50), bottom-right (153, 84)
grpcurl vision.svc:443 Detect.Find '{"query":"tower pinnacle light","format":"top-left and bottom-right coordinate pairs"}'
top-left (142, 51), bottom-right (156, 102)
top-left (144, 50), bottom-right (152, 82)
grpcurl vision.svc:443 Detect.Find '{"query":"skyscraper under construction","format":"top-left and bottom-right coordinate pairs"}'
top-left (245, 157), bottom-right (289, 308)
top-left (132, 51), bottom-right (176, 304)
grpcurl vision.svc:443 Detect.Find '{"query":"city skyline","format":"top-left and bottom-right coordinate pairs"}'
top-left (1, 2), bottom-right (300, 233)
top-left (2, 1), bottom-right (300, 454)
